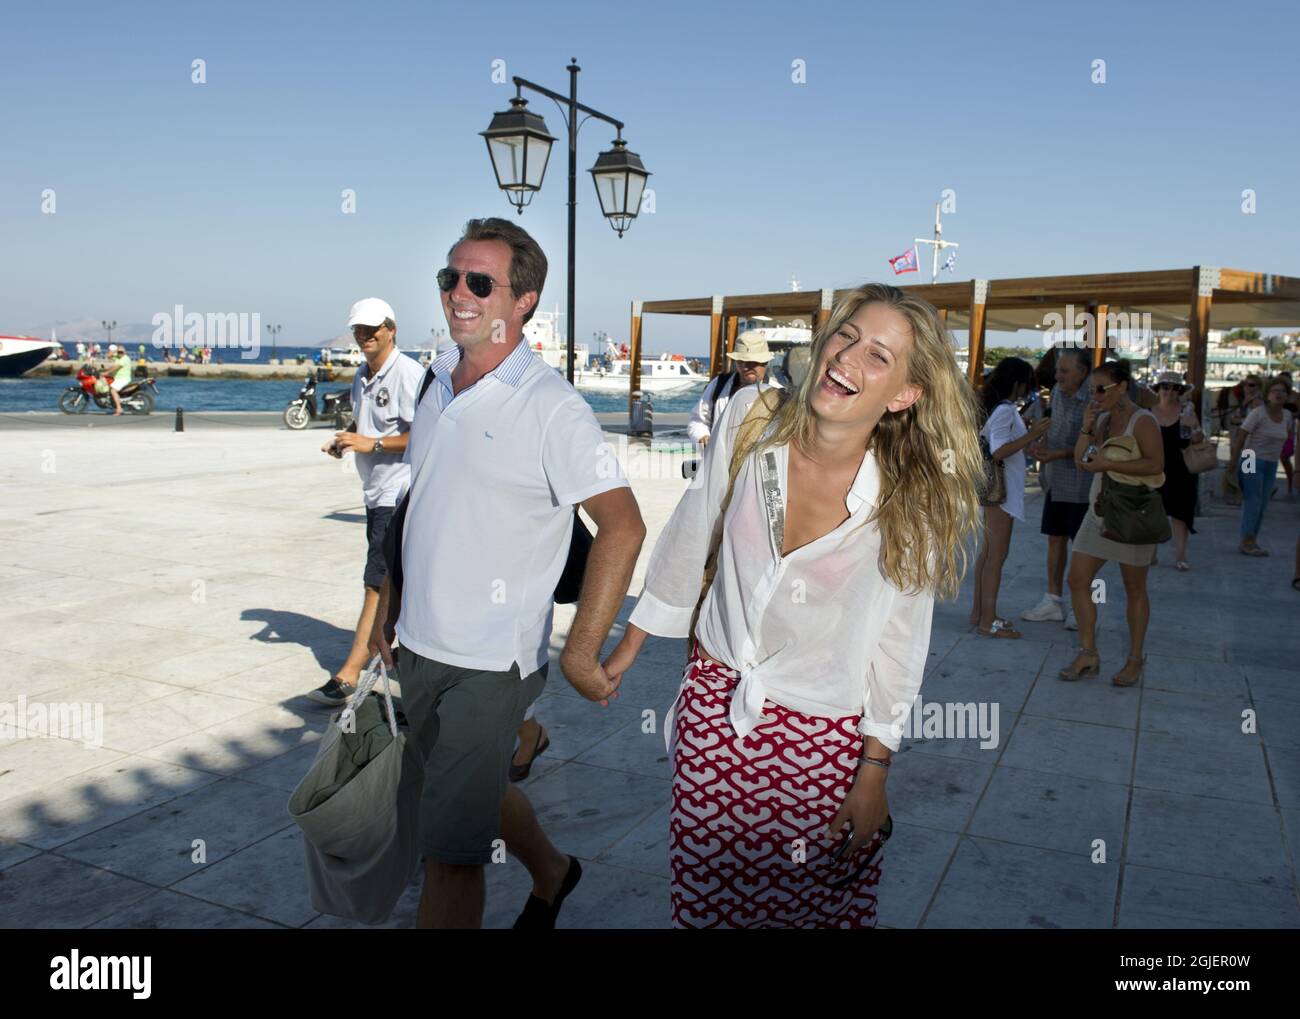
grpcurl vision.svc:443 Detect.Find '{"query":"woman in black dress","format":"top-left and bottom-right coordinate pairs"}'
top-left (1152, 371), bottom-right (1201, 570)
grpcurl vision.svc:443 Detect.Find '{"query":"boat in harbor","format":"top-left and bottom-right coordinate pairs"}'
top-left (0, 336), bottom-right (62, 377)
top-left (525, 308), bottom-right (706, 395)
top-left (574, 347), bottom-right (708, 395)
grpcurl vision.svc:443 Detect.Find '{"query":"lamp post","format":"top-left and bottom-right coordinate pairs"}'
top-left (266, 322), bottom-right (281, 362)
top-left (480, 59), bottom-right (650, 384)
top-left (101, 320), bottom-right (116, 348)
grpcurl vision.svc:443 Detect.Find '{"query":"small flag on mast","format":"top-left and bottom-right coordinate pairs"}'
top-left (889, 246), bottom-right (919, 275)
top-left (942, 250), bottom-right (957, 273)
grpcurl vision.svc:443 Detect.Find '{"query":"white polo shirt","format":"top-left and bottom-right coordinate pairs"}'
top-left (396, 338), bottom-right (629, 675)
top-left (350, 347), bottom-right (425, 508)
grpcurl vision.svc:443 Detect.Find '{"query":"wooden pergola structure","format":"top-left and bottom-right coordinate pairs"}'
top-left (627, 266), bottom-right (1300, 410)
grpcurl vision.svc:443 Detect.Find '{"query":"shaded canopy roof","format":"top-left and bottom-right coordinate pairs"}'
top-left (640, 267), bottom-right (1300, 335)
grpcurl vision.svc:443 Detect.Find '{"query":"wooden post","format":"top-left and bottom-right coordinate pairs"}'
top-left (815, 288), bottom-right (834, 331)
top-left (708, 296), bottom-right (725, 378)
top-left (937, 308), bottom-right (948, 326)
top-left (628, 300), bottom-right (643, 416)
top-left (724, 315), bottom-right (739, 356)
top-left (1187, 267), bottom-right (1217, 417)
top-left (1088, 302), bottom-right (1109, 367)
top-left (967, 279), bottom-right (989, 386)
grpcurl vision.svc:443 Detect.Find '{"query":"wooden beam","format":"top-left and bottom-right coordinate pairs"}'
top-left (815, 288), bottom-right (834, 331)
top-left (1215, 268), bottom-right (1300, 300)
top-left (1186, 267), bottom-right (1217, 412)
top-left (967, 280), bottom-right (989, 386)
top-left (708, 296), bottom-right (725, 378)
top-left (724, 315), bottom-right (739, 356)
top-left (1088, 302), bottom-right (1109, 367)
top-left (628, 300), bottom-right (643, 416)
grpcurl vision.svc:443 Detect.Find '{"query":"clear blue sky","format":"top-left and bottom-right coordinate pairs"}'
top-left (2, 0), bottom-right (1297, 354)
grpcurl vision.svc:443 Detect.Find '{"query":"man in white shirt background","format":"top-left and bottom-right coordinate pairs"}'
top-left (687, 331), bottom-right (777, 451)
top-left (309, 297), bottom-right (425, 705)
top-left (371, 218), bottom-right (645, 929)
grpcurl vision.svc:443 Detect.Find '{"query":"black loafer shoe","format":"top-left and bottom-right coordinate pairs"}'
top-left (512, 856), bottom-right (581, 930)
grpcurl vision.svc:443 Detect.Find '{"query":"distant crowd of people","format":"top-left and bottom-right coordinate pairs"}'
top-left (972, 351), bottom-right (1298, 684)
top-left (67, 340), bottom-right (214, 364)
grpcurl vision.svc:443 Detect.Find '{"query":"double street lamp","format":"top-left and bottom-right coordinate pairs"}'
top-left (480, 59), bottom-right (650, 383)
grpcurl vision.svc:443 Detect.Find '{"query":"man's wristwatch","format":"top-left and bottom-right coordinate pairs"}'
top-left (372, 437), bottom-right (384, 454)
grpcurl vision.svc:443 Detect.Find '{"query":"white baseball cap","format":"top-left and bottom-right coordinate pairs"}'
top-left (347, 298), bottom-right (396, 328)
top-left (107, 344), bottom-right (118, 353)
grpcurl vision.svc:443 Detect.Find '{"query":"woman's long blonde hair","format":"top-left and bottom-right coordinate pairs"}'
top-left (753, 283), bottom-right (984, 599)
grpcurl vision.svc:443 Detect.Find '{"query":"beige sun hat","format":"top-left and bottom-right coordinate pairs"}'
top-left (726, 331), bottom-right (774, 364)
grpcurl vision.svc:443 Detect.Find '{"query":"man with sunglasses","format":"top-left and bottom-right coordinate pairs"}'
top-left (370, 218), bottom-right (645, 929)
top-left (687, 331), bottom-right (777, 451)
top-left (309, 298), bottom-right (426, 706)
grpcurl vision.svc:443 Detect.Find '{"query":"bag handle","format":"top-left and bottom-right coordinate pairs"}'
top-left (337, 654), bottom-right (398, 739)
top-left (688, 388), bottom-right (782, 649)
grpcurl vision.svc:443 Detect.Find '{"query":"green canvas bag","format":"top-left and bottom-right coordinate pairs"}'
top-left (288, 656), bottom-right (423, 925)
top-left (1095, 474), bottom-right (1172, 545)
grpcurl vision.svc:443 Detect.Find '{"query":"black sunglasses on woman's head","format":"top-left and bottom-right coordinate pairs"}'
top-left (436, 268), bottom-right (510, 299)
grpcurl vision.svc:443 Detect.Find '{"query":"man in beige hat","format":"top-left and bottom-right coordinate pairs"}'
top-left (688, 330), bottom-right (778, 450)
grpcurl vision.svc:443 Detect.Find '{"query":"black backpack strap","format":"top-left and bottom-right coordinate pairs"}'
top-left (707, 371), bottom-right (736, 427)
top-left (418, 366), bottom-right (435, 403)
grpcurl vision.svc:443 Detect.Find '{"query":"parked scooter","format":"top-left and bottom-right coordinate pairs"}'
top-left (58, 364), bottom-right (158, 414)
top-left (284, 370), bottom-right (353, 430)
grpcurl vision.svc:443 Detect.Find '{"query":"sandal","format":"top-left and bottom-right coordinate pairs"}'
top-left (976, 619), bottom-right (1022, 639)
top-left (508, 725), bottom-right (550, 783)
top-left (1175, 560), bottom-right (1190, 572)
top-left (1059, 649), bottom-right (1100, 681)
top-left (1239, 543), bottom-right (1269, 557)
top-left (1112, 655), bottom-right (1145, 687)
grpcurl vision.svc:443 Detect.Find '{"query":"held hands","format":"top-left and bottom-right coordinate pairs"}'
top-left (566, 623), bottom-right (648, 708)
top-left (561, 648), bottom-right (622, 707)
top-left (828, 763), bottom-right (889, 858)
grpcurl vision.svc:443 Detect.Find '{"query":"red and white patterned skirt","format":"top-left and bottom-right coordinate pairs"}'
top-left (669, 647), bottom-right (883, 929)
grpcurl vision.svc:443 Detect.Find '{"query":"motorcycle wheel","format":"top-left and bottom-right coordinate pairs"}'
top-left (58, 389), bottom-right (86, 414)
top-left (128, 391), bottom-right (155, 415)
top-left (284, 403), bottom-right (310, 430)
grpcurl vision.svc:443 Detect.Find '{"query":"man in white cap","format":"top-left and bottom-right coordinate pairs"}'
top-left (308, 297), bottom-right (426, 705)
top-left (105, 343), bottom-right (133, 416)
top-left (687, 330), bottom-right (777, 451)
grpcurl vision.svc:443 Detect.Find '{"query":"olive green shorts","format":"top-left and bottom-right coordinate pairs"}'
top-left (398, 650), bottom-right (547, 865)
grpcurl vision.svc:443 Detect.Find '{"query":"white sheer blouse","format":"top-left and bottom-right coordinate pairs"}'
top-left (629, 387), bottom-right (934, 751)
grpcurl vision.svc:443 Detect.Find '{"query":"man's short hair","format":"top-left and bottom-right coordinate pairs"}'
top-left (1057, 346), bottom-right (1091, 373)
top-left (449, 218), bottom-right (547, 324)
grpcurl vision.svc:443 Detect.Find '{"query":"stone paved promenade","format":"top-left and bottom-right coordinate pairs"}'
top-left (1, 414), bottom-right (1297, 928)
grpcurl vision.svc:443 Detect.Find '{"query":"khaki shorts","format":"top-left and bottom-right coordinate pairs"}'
top-left (398, 650), bottom-right (547, 865)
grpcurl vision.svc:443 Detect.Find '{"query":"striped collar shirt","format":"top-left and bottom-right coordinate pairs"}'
top-left (426, 337), bottom-right (534, 399)
top-left (1042, 382), bottom-right (1092, 504)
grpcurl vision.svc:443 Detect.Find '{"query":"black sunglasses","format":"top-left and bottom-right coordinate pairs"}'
top-left (436, 267), bottom-right (510, 300)
top-left (1093, 381), bottom-right (1122, 395)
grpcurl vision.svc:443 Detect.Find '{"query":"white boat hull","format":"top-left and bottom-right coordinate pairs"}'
top-left (572, 372), bottom-right (703, 396)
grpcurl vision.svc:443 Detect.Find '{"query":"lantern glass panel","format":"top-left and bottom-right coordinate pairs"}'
top-left (594, 170), bottom-right (628, 217)
top-left (488, 136), bottom-right (526, 189)
top-left (524, 135), bottom-right (552, 189)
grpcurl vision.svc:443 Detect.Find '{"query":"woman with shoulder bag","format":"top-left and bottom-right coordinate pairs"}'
top-left (1060, 359), bottom-right (1165, 687)
top-left (969, 358), bottom-right (1051, 638)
